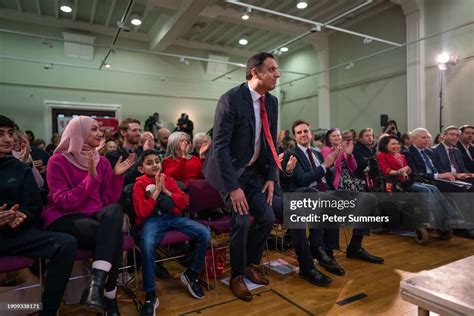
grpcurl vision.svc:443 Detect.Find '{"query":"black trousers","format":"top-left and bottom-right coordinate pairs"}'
top-left (275, 188), bottom-right (373, 272)
top-left (0, 227), bottom-right (76, 316)
top-left (49, 204), bottom-right (124, 292)
top-left (222, 165), bottom-right (276, 275)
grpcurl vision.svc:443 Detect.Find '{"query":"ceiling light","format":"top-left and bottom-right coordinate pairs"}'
top-left (280, 47), bottom-right (289, 52)
top-left (241, 7), bottom-right (251, 20)
top-left (60, 0), bottom-right (73, 13)
top-left (436, 52), bottom-right (458, 70)
top-left (436, 52), bottom-right (450, 65)
top-left (130, 13), bottom-right (142, 26)
top-left (104, 63), bottom-right (111, 68)
top-left (239, 38), bottom-right (248, 45)
top-left (296, 1), bottom-right (308, 9)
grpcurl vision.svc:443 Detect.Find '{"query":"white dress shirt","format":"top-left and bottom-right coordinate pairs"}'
top-left (247, 84), bottom-right (263, 166)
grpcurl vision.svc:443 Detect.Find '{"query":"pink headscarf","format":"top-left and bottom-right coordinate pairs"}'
top-left (54, 116), bottom-right (100, 171)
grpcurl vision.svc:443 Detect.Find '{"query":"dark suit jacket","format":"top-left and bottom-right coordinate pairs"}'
top-left (203, 83), bottom-right (278, 192)
top-left (431, 143), bottom-right (468, 173)
top-left (405, 145), bottom-right (437, 181)
top-left (283, 146), bottom-right (334, 190)
top-left (456, 141), bottom-right (474, 173)
top-left (353, 142), bottom-right (375, 179)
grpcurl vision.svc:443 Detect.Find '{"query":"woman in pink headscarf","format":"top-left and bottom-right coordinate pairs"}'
top-left (43, 116), bottom-right (135, 314)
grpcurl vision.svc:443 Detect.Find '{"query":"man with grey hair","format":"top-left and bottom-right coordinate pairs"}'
top-left (405, 128), bottom-right (461, 192)
top-left (192, 132), bottom-right (210, 157)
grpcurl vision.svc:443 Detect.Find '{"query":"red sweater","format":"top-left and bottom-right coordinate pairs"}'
top-left (132, 174), bottom-right (189, 225)
top-left (161, 156), bottom-right (204, 187)
top-left (376, 152), bottom-right (411, 183)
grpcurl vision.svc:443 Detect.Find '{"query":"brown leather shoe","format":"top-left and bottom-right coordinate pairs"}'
top-left (244, 264), bottom-right (270, 285)
top-left (230, 275), bottom-right (252, 301)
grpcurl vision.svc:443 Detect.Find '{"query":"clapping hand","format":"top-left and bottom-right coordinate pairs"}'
top-left (143, 132), bottom-right (154, 151)
top-left (19, 142), bottom-right (30, 163)
top-left (0, 204), bottom-right (15, 227)
top-left (114, 153), bottom-right (136, 176)
top-left (9, 206), bottom-right (27, 229)
top-left (285, 155), bottom-right (297, 174)
top-left (87, 151), bottom-right (97, 177)
top-left (342, 140), bottom-right (354, 155)
top-left (199, 141), bottom-right (211, 159)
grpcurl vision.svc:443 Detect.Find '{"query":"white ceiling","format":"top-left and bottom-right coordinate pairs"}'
top-left (0, 0), bottom-right (398, 58)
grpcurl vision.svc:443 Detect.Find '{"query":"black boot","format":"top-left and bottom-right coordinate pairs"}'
top-left (104, 297), bottom-right (121, 316)
top-left (80, 268), bottom-right (108, 311)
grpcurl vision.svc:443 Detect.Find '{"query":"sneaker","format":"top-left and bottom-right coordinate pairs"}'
top-left (180, 271), bottom-right (205, 300)
top-left (140, 292), bottom-right (159, 316)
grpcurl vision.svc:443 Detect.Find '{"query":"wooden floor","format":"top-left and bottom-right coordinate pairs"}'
top-left (61, 230), bottom-right (474, 316)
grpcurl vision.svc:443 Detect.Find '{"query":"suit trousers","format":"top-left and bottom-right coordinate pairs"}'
top-left (222, 165), bottom-right (276, 275)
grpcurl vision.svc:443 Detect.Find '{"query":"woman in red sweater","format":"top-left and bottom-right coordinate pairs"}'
top-left (376, 135), bottom-right (412, 185)
top-left (162, 131), bottom-right (209, 187)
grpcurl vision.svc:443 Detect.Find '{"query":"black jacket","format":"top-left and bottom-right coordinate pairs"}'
top-left (456, 141), bottom-right (474, 173)
top-left (283, 146), bottom-right (334, 190)
top-left (0, 156), bottom-right (43, 234)
top-left (353, 142), bottom-right (375, 179)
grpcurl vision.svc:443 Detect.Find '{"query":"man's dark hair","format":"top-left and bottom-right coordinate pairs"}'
top-left (137, 149), bottom-right (160, 167)
top-left (246, 52), bottom-right (274, 80)
top-left (378, 135), bottom-right (400, 153)
top-left (291, 119), bottom-right (311, 135)
top-left (400, 133), bottom-right (411, 146)
top-left (459, 125), bottom-right (474, 134)
top-left (0, 115), bottom-right (15, 129)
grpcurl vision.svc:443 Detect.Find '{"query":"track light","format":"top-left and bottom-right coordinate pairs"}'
top-left (296, 0), bottom-right (308, 9)
top-left (130, 13), bottom-right (142, 26)
top-left (239, 38), bottom-right (248, 45)
top-left (436, 52), bottom-right (458, 70)
top-left (104, 63), bottom-right (111, 68)
top-left (60, 0), bottom-right (73, 13)
top-left (363, 37), bottom-right (372, 44)
top-left (241, 7), bottom-right (251, 20)
top-left (280, 47), bottom-right (289, 52)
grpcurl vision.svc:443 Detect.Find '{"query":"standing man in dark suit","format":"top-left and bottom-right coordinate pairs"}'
top-left (203, 52), bottom-right (281, 301)
top-left (457, 125), bottom-right (474, 173)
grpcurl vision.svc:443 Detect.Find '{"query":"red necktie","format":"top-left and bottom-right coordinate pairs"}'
top-left (259, 96), bottom-right (283, 172)
top-left (306, 148), bottom-right (327, 192)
